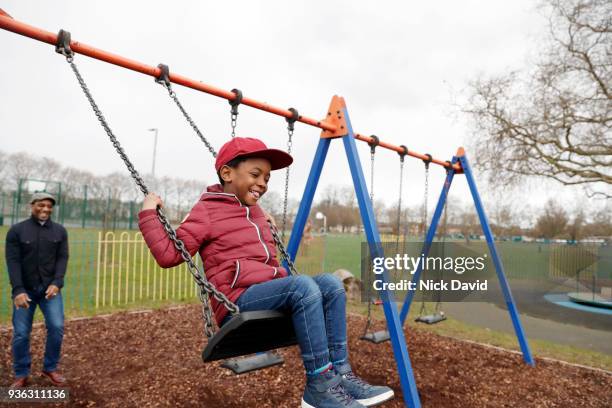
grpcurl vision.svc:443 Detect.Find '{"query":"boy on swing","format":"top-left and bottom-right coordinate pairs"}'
top-left (139, 137), bottom-right (394, 408)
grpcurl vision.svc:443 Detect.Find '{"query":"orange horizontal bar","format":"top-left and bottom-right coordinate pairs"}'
top-left (0, 14), bottom-right (332, 131)
top-left (355, 134), bottom-right (461, 171)
top-left (0, 12), bottom-right (458, 170)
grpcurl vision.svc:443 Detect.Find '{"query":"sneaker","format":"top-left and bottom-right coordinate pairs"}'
top-left (302, 370), bottom-right (366, 408)
top-left (10, 376), bottom-right (28, 388)
top-left (335, 363), bottom-right (394, 407)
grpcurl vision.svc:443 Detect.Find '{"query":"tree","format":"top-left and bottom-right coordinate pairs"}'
top-left (582, 205), bottom-right (612, 237)
top-left (566, 209), bottom-right (586, 241)
top-left (535, 199), bottom-right (569, 238)
top-left (457, 205), bottom-right (480, 243)
top-left (463, 0), bottom-right (611, 198)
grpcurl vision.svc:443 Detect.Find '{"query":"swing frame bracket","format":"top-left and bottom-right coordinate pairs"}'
top-left (320, 95), bottom-right (348, 139)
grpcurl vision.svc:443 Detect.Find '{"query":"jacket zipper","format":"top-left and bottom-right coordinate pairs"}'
top-left (202, 191), bottom-right (271, 264)
top-left (231, 260), bottom-right (240, 288)
top-left (245, 206), bottom-right (271, 263)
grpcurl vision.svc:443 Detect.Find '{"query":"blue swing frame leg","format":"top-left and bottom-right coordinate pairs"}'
top-left (397, 152), bottom-right (534, 367)
top-left (286, 109), bottom-right (422, 408)
top-left (342, 112), bottom-right (421, 407)
top-left (459, 154), bottom-right (534, 366)
top-left (285, 137), bottom-right (331, 271)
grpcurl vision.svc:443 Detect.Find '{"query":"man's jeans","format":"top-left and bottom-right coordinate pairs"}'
top-left (12, 286), bottom-right (64, 378)
top-left (231, 273), bottom-right (347, 373)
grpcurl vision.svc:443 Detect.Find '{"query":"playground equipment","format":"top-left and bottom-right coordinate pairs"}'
top-left (414, 158), bottom-right (447, 325)
top-left (0, 11), bottom-right (535, 407)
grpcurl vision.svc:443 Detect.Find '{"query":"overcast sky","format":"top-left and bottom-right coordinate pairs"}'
top-left (1, 1), bottom-right (605, 219)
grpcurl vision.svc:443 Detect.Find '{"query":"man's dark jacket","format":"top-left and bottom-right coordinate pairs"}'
top-left (5, 216), bottom-right (69, 297)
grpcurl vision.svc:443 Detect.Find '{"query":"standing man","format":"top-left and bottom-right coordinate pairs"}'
top-left (5, 192), bottom-right (68, 388)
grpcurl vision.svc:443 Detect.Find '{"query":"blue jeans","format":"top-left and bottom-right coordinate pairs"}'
top-left (232, 273), bottom-right (347, 373)
top-left (12, 286), bottom-right (64, 378)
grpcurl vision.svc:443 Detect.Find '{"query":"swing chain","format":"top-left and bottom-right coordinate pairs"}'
top-left (269, 221), bottom-right (299, 276)
top-left (362, 298), bottom-right (374, 339)
top-left (368, 135), bottom-right (379, 203)
top-left (281, 108), bottom-right (299, 241)
top-left (418, 154), bottom-right (433, 318)
top-left (229, 89), bottom-right (243, 138)
top-left (422, 154), bottom-right (432, 239)
top-left (362, 135), bottom-right (380, 336)
top-left (60, 49), bottom-right (239, 337)
top-left (155, 64), bottom-right (217, 158)
top-left (397, 146), bottom-right (408, 246)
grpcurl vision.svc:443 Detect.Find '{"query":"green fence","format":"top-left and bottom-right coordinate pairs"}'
top-left (5, 187), bottom-right (141, 230)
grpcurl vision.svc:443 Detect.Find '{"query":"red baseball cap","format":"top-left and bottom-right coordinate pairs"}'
top-left (215, 137), bottom-right (293, 172)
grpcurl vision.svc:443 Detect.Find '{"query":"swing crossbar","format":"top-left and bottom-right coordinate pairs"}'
top-left (0, 11), bottom-right (461, 172)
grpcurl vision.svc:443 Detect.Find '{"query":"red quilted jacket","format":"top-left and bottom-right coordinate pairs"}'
top-left (138, 184), bottom-right (288, 324)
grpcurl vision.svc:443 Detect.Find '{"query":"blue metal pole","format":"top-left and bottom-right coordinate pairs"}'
top-left (342, 107), bottom-right (421, 408)
top-left (459, 153), bottom-right (535, 366)
top-left (400, 158), bottom-right (457, 324)
top-left (285, 138), bottom-right (332, 272)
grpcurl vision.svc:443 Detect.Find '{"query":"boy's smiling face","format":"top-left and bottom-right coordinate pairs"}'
top-left (220, 157), bottom-right (272, 206)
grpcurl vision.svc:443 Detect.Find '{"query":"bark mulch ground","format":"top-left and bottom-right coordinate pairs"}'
top-left (1, 305), bottom-right (610, 407)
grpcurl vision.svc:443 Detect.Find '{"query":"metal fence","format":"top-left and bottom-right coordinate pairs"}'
top-left (0, 232), bottom-right (202, 324)
top-left (2, 189), bottom-right (141, 230)
top-left (1, 233), bottom-right (610, 323)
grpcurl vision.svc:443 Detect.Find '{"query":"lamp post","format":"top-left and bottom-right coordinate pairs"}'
top-left (316, 211), bottom-right (327, 233)
top-left (147, 128), bottom-right (158, 177)
top-left (316, 212), bottom-right (327, 272)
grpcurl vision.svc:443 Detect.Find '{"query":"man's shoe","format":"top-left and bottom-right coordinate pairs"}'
top-left (335, 363), bottom-right (394, 407)
top-left (10, 377), bottom-right (28, 388)
top-left (302, 370), bottom-right (366, 408)
top-left (41, 371), bottom-right (66, 386)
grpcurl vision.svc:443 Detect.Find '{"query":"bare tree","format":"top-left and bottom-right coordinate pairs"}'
top-left (5, 152), bottom-right (38, 188)
top-left (582, 205), bottom-right (612, 237)
top-left (535, 199), bottom-right (569, 238)
top-left (566, 208), bottom-right (586, 241)
top-left (0, 150), bottom-right (8, 191)
top-left (463, 0), bottom-right (611, 198)
top-left (458, 205), bottom-right (480, 243)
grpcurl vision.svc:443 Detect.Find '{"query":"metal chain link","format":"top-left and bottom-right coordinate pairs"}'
top-left (155, 75), bottom-right (221, 336)
top-left (229, 89), bottom-right (241, 139)
top-left (363, 143), bottom-right (377, 337)
top-left (161, 82), bottom-right (217, 158)
top-left (418, 161), bottom-right (430, 318)
top-left (230, 111), bottom-right (238, 138)
top-left (434, 168), bottom-right (451, 313)
top-left (64, 55), bottom-right (239, 337)
top-left (369, 152), bottom-right (375, 203)
top-left (362, 297), bottom-right (374, 338)
top-left (269, 221), bottom-right (299, 275)
top-left (423, 164), bottom-right (430, 240)
top-left (396, 159), bottom-right (405, 250)
top-left (281, 124), bottom-right (294, 241)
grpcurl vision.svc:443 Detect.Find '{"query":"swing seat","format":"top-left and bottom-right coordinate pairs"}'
top-left (415, 312), bottom-right (447, 325)
top-left (202, 310), bottom-right (297, 362)
top-left (361, 330), bottom-right (390, 344)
